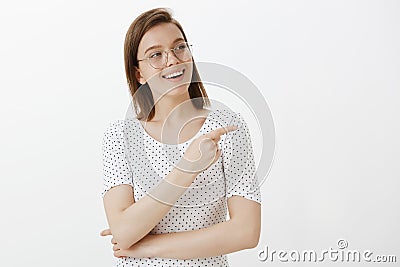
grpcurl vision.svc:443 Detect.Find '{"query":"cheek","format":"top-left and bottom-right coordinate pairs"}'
top-left (140, 67), bottom-right (162, 83)
top-left (145, 71), bottom-right (164, 95)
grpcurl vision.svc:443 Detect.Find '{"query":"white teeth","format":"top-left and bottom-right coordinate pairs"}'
top-left (164, 70), bottom-right (184, 79)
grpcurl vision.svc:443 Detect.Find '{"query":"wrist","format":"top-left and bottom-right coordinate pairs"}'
top-left (173, 160), bottom-right (200, 179)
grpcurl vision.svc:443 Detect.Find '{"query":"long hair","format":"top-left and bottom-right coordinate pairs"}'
top-left (124, 8), bottom-right (210, 121)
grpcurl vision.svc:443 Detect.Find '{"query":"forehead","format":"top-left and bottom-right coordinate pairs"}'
top-left (138, 22), bottom-right (185, 55)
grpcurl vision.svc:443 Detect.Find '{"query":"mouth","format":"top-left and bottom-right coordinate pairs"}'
top-left (162, 68), bottom-right (185, 80)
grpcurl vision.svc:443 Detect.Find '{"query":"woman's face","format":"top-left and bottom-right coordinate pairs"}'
top-left (136, 22), bottom-right (193, 98)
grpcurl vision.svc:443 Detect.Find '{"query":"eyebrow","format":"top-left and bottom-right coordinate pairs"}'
top-left (144, 37), bottom-right (185, 55)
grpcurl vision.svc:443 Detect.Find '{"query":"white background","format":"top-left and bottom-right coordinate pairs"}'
top-left (0, 1), bottom-right (399, 266)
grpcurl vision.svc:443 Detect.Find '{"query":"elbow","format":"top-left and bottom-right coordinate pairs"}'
top-left (246, 231), bottom-right (260, 249)
top-left (242, 223), bottom-right (261, 249)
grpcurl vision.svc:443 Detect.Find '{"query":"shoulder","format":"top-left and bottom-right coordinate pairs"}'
top-left (104, 118), bottom-right (141, 133)
top-left (104, 119), bottom-right (125, 134)
top-left (209, 107), bottom-right (246, 126)
top-left (102, 118), bottom-right (141, 142)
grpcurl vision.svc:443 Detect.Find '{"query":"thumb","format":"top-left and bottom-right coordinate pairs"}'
top-left (100, 228), bottom-right (112, 236)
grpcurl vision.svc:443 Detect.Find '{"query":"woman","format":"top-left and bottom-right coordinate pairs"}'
top-left (100, 7), bottom-right (261, 267)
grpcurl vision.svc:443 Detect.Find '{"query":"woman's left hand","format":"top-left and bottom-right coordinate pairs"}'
top-left (100, 228), bottom-right (156, 259)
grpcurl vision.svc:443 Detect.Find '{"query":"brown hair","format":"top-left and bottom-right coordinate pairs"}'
top-left (124, 8), bottom-right (210, 121)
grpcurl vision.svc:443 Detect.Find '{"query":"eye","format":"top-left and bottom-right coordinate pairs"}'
top-left (175, 43), bottom-right (188, 51)
top-left (149, 51), bottom-right (162, 59)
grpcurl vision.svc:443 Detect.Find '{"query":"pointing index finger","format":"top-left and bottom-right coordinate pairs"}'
top-left (207, 125), bottom-right (238, 140)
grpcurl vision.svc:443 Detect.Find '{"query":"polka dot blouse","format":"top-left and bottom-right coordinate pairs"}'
top-left (101, 108), bottom-right (261, 267)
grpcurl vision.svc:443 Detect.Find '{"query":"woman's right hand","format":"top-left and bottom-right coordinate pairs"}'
top-left (177, 125), bottom-right (238, 174)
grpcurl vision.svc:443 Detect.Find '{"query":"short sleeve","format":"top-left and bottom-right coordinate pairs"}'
top-left (222, 113), bottom-right (261, 204)
top-left (101, 120), bottom-right (134, 198)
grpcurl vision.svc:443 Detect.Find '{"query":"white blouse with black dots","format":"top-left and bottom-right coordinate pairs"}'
top-left (101, 108), bottom-right (261, 267)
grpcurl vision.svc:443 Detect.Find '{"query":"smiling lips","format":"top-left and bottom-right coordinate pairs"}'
top-left (162, 69), bottom-right (185, 79)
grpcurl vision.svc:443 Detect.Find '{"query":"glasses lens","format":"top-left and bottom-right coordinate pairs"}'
top-left (147, 43), bottom-right (192, 69)
top-left (173, 43), bottom-right (192, 61)
top-left (149, 53), bottom-right (165, 69)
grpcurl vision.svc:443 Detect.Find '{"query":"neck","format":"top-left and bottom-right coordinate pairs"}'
top-left (151, 90), bottom-right (198, 122)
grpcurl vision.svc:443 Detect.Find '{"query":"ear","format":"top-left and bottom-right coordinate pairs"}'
top-left (135, 67), bottom-right (146, 84)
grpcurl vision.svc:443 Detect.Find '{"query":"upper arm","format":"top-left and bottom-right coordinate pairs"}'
top-left (222, 112), bottom-right (262, 247)
top-left (223, 112), bottom-right (262, 203)
top-left (101, 121), bottom-right (136, 231)
top-left (227, 196), bottom-right (261, 248)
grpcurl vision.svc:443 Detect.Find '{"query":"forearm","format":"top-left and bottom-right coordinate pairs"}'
top-left (148, 219), bottom-right (255, 260)
top-left (113, 167), bottom-right (197, 249)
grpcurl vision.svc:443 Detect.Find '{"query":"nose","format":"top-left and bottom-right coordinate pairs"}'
top-left (165, 49), bottom-right (180, 67)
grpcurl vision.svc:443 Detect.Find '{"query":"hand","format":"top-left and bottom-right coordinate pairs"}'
top-left (177, 125), bottom-right (238, 174)
top-left (100, 228), bottom-right (155, 259)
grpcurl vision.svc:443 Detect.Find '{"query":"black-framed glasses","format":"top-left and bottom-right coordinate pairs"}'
top-left (137, 42), bottom-right (193, 69)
